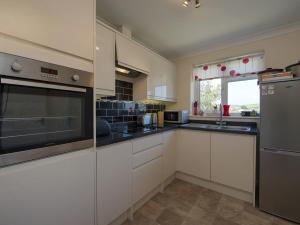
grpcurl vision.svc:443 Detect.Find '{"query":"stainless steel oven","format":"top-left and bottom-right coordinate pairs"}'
top-left (0, 52), bottom-right (93, 167)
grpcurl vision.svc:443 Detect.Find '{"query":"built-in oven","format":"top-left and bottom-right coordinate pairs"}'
top-left (0, 52), bottom-right (93, 167)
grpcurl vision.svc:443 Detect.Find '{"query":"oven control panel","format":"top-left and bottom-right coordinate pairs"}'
top-left (0, 52), bottom-right (93, 88)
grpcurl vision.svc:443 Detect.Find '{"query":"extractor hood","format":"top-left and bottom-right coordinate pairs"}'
top-left (115, 32), bottom-right (150, 77)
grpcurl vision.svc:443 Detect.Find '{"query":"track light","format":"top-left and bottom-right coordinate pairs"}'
top-left (182, 0), bottom-right (190, 7)
top-left (182, 0), bottom-right (201, 8)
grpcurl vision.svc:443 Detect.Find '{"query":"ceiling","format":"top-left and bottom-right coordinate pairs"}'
top-left (96, 0), bottom-right (300, 59)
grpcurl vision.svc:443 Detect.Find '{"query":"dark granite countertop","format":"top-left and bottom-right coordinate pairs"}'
top-left (96, 122), bottom-right (257, 148)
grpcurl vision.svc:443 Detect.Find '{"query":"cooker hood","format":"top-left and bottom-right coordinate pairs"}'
top-left (115, 27), bottom-right (150, 78)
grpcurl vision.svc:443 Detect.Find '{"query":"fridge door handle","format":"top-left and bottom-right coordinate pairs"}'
top-left (263, 148), bottom-right (300, 157)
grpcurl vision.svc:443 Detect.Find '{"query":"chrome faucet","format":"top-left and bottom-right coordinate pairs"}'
top-left (219, 103), bottom-right (223, 126)
top-left (217, 103), bottom-right (226, 127)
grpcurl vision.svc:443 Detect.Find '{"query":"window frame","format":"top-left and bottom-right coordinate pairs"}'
top-left (196, 74), bottom-right (259, 116)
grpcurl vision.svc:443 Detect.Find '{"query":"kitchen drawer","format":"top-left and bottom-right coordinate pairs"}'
top-left (132, 157), bottom-right (162, 203)
top-left (132, 134), bottom-right (163, 154)
top-left (132, 145), bottom-right (162, 169)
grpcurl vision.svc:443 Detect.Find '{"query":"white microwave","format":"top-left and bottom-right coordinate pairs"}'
top-left (164, 110), bottom-right (189, 124)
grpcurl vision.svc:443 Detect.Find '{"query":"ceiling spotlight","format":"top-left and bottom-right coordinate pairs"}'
top-left (182, 0), bottom-right (190, 7)
top-left (182, 0), bottom-right (201, 8)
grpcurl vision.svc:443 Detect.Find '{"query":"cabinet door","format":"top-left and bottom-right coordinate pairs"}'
top-left (95, 24), bottom-right (116, 96)
top-left (0, 0), bottom-right (94, 60)
top-left (176, 130), bottom-right (211, 180)
top-left (148, 54), bottom-right (162, 99)
top-left (148, 55), bottom-right (176, 101)
top-left (211, 133), bottom-right (255, 193)
top-left (165, 62), bottom-right (177, 101)
top-left (132, 157), bottom-right (163, 203)
top-left (97, 142), bottom-right (132, 225)
top-left (0, 150), bottom-right (95, 225)
top-left (162, 131), bottom-right (177, 180)
top-left (116, 34), bottom-right (150, 74)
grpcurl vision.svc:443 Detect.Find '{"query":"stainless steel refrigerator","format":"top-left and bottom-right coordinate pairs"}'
top-left (260, 79), bottom-right (300, 223)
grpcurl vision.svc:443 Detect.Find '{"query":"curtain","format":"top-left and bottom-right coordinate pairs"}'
top-left (193, 53), bottom-right (265, 81)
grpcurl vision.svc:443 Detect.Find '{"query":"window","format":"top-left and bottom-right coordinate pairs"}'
top-left (227, 78), bottom-right (259, 113)
top-left (199, 79), bottom-right (221, 112)
top-left (193, 53), bottom-right (264, 115)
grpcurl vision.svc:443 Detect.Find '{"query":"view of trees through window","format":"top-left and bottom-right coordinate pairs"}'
top-left (199, 79), bottom-right (221, 112)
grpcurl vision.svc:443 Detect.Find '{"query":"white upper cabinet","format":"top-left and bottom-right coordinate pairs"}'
top-left (0, 0), bottom-right (94, 61)
top-left (165, 61), bottom-right (177, 101)
top-left (148, 53), bottom-right (163, 99)
top-left (147, 53), bottom-right (177, 102)
top-left (95, 23), bottom-right (116, 96)
top-left (135, 52), bottom-right (177, 102)
top-left (116, 34), bottom-right (151, 74)
top-left (160, 59), bottom-right (177, 101)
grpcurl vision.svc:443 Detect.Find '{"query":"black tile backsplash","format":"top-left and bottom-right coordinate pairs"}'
top-left (101, 80), bottom-right (133, 101)
top-left (96, 99), bottom-right (166, 131)
top-left (97, 79), bottom-right (166, 131)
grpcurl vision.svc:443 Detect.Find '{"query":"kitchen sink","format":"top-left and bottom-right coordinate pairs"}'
top-left (181, 123), bottom-right (252, 132)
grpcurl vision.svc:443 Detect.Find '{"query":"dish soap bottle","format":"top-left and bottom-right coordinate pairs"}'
top-left (193, 101), bottom-right (198, 115)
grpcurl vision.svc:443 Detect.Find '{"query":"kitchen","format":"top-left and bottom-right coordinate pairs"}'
top-left (0, 1), bottom-right (300, 225)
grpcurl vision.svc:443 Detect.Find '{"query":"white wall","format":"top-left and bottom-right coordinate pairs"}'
top-left (172, 29), bottom-right (300, 111)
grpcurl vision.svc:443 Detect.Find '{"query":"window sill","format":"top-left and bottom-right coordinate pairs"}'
top-left (189, 115), bottom-right (260, 123)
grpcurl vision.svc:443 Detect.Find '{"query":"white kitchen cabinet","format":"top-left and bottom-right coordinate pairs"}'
top-left (97, 142), bottom-right (132, 225)
top-left (164, 61), bottom-right (177, 101)
top-left (176, 130), bottom-right (211, 180)
top-left (211, 133), bottom-right (255, 193)
top-left (133, 145), bottom-right (162, 169)
top-left (147, 53), bottom-right (163, 99)
top-left (0, 0), bottom-right (94, 61)
top-left (132, 157), bottom-right (163, 203)
top-left (132, 133), bottom-right (163, 154)
top-left (116, 34), bottom-right (150, 74)
top-left (146, 54), bottom-right (177, 102)
top-left (95, 23), bottom-right (116, 96)
top-left (0, 149), bottom-right (95, 225)
top-left (162, 131), bottom-right (177, 180)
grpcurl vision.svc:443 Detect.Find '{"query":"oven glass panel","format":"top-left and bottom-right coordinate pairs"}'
top-left (0, 84), bottom-right (93, 155)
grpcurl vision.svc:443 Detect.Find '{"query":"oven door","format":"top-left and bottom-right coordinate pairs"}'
top-left (0, 77), bottom-right (93, 167)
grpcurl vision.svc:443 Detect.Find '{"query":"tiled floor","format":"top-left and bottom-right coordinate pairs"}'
top-left (123, 179), bottom-right (297, 225)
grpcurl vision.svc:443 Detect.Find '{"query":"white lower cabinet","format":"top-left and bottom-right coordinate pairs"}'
top-left (97, 142), bottom-right (132, 225)
top-left (176, 130), bottom-right (211, 180)
top-left (0, 149), bottom-right (95, 225)
top-left (132, 157), bottom-right (163, 203)
top-left (211, 133), bottom-right (255, 193)
top-left (132, 134), bottom-right (164, 204)
top-left (162, 130), bottom-right (176, 180)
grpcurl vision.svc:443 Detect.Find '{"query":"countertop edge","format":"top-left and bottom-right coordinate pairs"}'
top-left (96, 125), bottom-right (257, 148)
